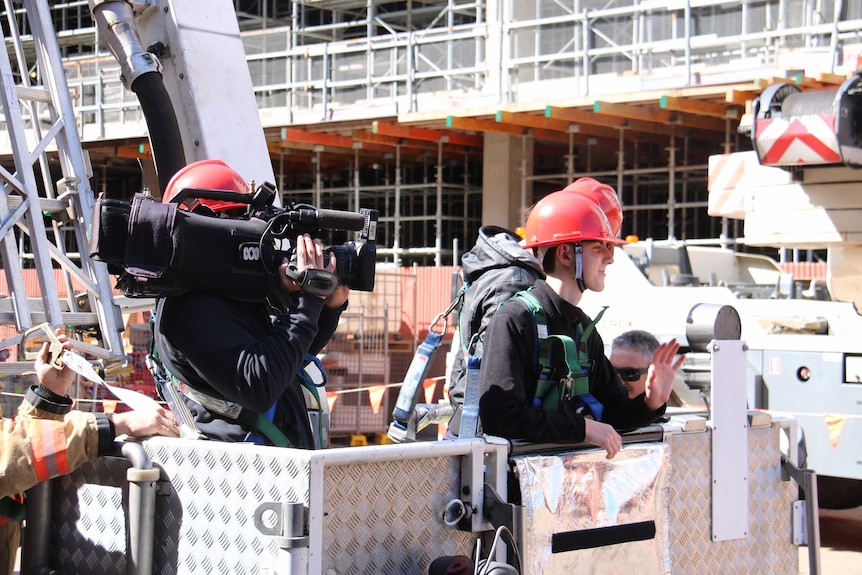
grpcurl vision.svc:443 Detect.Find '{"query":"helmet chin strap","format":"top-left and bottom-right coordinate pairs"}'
top-left (572, 243), bottom-right (587, 292)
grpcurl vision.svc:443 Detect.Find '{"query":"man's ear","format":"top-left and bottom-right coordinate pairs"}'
top-left (556, 243), bottom-right (574, 266)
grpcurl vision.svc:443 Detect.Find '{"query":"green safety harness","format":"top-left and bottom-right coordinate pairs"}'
top-left (459, 288), bottom-right (607, 438)
top-left (511, 289), bottom-right (607, 419)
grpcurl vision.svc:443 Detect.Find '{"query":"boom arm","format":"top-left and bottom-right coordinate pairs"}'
top-left (90, 0), bottom-right (275, 188)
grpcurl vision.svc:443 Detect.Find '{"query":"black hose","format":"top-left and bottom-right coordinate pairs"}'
top-left (131, 71), bottom-right (187, 191)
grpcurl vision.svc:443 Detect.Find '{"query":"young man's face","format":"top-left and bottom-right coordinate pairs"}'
top-left (579, 241), bottom-right (615, 292)
top-left (609, 346), bottom-right (651, 398)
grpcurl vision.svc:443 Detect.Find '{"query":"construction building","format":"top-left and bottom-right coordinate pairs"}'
top-left (3, 0), bottom-right (860, 267)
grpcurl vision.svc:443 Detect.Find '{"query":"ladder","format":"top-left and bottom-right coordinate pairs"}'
top-left (0, 0), bottom-right (127, 375)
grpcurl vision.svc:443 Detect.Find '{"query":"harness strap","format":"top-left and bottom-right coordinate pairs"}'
top-left (174, 378), bottom-right (293, 448)
top-left (391, 323), bottom-right (446, 428)
top-left (511, 289), bottom-right (582, 387)
top-left (511, 289), bottom-right (608, 417)
top-left (579, 307), bottom-right (607, 357)
top-left (574, 393), bottom-right (604, 423)
top-left (458, 354), bottom-right (482, 439)
top-left (296, 356), bottom-right (329, 448)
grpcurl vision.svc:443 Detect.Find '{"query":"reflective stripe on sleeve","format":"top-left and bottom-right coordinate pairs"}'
top-left (30, 420), bottom-right (70, 482)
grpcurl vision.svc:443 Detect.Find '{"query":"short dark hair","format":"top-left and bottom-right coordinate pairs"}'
top-left (611, 329), bottom-right (660, 359)
top-left (537, 245), bottom-right (558, 273)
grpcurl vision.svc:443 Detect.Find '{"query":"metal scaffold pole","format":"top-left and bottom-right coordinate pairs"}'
top-left (0, 0), bottom-right (126, 373)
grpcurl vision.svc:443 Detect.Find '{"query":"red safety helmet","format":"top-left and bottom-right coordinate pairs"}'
top-left (162, 159), bottom-right (250, 213)
top-left (561, 177), bottom-right (623, 237)
top-left (521, 191), bottom-right (626, 250)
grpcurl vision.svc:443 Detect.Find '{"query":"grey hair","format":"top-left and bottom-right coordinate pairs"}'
top-left (611, 329), bottom-right (660, 360)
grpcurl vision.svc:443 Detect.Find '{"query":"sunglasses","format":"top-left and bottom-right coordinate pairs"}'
top-left (615, 367), bottom-right (649, 382)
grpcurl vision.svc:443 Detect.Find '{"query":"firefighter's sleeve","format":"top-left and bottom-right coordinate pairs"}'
top-left (0, 385), bottom-right (115, 499)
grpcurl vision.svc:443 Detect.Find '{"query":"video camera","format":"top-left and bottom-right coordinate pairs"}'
top-left (90, 183), bottom-right (378, 301)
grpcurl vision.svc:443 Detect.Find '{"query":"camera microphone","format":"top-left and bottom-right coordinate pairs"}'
top-left (313, 209), bottom-right (367, 231)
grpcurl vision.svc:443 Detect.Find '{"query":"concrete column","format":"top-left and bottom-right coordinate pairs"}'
top-left (484, 0), bottom-right (505, 101)
top-left (482, 133), bottom-right (533, 230)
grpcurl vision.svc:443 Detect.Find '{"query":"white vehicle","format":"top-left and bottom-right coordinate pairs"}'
top-left (583, 74), bottom-right (862, 510)
top-left (7, 1), bottom-right (820, 573)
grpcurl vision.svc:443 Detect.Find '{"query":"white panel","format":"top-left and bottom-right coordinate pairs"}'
top-left (710, 340), bottom-right (749, 541)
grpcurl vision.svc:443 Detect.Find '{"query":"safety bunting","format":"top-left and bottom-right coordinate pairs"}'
top-left (327, 378), bottom-right (442, 414)
top-left (754, 114), bottom-right (841, 166)
top-left (825, 413), bottom-right (848, 449)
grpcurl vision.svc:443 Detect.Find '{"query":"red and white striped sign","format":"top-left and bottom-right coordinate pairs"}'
top-left (707, 151), bottom-right (792, 218)
top-left (754, 114), bottom-right (841, 166)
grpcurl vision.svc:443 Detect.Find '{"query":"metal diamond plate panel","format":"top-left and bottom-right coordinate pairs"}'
top-left (321, 455), bottom-right (475, 574)
top-left (51, 438), bottom-right (314, 575)
top-left (667, 426), bottom-right (797, 574)
top-left (38, 427), bottom-right (796, 575)
top-left (43, 438), bottom-right (479, 575)
top-left (53, 457), bottom-right (128, 574)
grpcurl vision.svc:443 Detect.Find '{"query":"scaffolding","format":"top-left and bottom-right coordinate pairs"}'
top-left (1, 0), bottom-right (860, 264)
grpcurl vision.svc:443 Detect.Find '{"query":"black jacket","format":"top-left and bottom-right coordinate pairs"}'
top-left (155, 290), bottom-right (344, 448)
top-left (478, 280), bottom-right (663, 443)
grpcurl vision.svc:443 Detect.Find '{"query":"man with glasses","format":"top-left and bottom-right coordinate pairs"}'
top-left (610, 330), bottom-right (684, 400)
top-left (611, 330), bottom-right (700, 409)
top-left (478, 185), bottom-right (682, 459)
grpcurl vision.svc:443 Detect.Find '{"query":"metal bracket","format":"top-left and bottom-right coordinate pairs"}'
top-left (457, 441), bottom-right (489, 532)
top-left (482, 482), bottom-right (517, 535)
top-left (781, 456), bottom-right (822, 575)
top-left (156, 479), bottom-right (173, 496)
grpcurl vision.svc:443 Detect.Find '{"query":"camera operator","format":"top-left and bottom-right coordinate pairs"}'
top-left (153, 160), bottom-right (349, 449)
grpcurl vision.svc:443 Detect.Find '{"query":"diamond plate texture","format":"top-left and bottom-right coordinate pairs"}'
top-left (667, 425), bottom-right (797, 575)
top-left (51, 438), bottom-right (314, 574)
top-left (53, 457), bottom-right (128, 574)
top-left (321, 456), bottom-right (474, 574)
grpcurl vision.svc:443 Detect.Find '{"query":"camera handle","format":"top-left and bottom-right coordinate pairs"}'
top-left (284, 267), bottom-right (340, 297)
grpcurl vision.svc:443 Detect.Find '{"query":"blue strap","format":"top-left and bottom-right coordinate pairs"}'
top-left (572, 393), bottom-right (604, 423)
top-left (458, 354), bottom-right (482, 439)
top-left (296, 353), bottom-right (328, 449)
top-left (300, 353), bottom-right (329, 387)
top-left (391, 328), bottom-right (444, 428)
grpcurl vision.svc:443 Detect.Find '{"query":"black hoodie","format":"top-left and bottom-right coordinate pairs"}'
top-left (447, 225), bottom-right (544, 434)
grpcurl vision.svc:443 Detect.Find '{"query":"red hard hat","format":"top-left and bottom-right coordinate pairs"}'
top-left (521, 191), bottom-right (626, 250)
top-left (561, 177), bottom-right (622, 237)
top-left (162, 159), bottom-right (250, 213)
